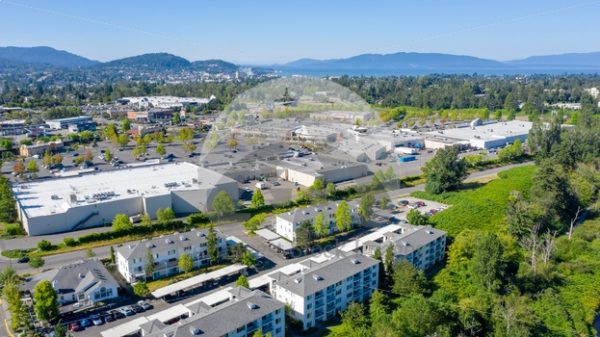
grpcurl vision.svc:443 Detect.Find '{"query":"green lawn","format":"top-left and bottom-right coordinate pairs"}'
top-left (412, 165), bottom-right (537, 237)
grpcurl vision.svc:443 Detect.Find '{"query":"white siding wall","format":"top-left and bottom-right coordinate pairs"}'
top-left (271, 264), bottom-right (379, 330)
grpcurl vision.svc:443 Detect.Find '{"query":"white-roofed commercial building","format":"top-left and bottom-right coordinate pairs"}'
top-left (13, 162), bottom-right (239, 236)
top-left (274, 154), bottom-right (368, 187)
top-left (424, 120), bottom-right (533, 149)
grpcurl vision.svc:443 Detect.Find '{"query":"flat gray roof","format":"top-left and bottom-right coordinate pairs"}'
top-left (13, 162), bottom-right (235, 218)
top-left (425, 120), bottom-right (533, 142)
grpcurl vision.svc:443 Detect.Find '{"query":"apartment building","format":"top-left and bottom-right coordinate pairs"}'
top-left (275, 200), bottom-right (361, 242)
top-left (141, 287), bottom-right (285, 337)
top-left (363, 224), bottom-right (446, 270)
top-left (268, 250), bottom-right (379, 330)
top-left (116, 228), bottom-right (228, 283)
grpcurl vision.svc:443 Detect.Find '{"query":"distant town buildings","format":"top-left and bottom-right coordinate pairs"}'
top-left (309, 110), bottom-right (374, 124)
top-left (117, 95), bottom-right (216, 110)
top-left (19, 140), bottom-right (64, 157)
top-left (116, 228), bottom-right (228, 282)
top-left (548, 102), bottom-right (582, 110)
top-left (0, 119), bottom-right (27, 136)
top-left (127, 108), bottom-right (175, 123)
top-left (584, 87), bottom-right (599, 99)
top-left (46, 115), bottom-right (96, 130)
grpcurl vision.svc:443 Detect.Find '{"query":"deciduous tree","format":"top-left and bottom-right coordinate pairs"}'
top-left (423, 146), bottom-right (467, 194)
top-left (33, 280), bottom-right (59, 321)
top-left (178, 253), bottom-right (194, 274)
top-left (335, 200), bottom-right (352, 232)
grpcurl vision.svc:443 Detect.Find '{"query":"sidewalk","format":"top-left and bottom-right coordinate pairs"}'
top-left (0, 226), bottom-right (114, 252)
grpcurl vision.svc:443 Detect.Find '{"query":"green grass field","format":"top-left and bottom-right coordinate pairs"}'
top-left (412, 165), bottom-right (537, 237)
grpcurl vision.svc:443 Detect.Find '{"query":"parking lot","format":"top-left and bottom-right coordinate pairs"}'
top-left (377, 196), bottom-right (449, 221)
top-left (239, 179), bottom-right (298, 206)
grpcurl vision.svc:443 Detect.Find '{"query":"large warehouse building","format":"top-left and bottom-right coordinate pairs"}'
top-left (13, 162), bottom-right (238, 236)
top-left (424, 120), bottom-right (533, 149)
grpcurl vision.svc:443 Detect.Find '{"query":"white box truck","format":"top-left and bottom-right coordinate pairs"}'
top-left (394, 146), bottom-right (418, 155)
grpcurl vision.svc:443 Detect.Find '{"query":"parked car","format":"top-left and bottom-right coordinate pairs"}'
top-left (119, 306), bottom-right (135, 316)
top-left (138, 300), bottom-right (153, 311)
top-left (68, 322), bottom-right (82, 332)
top-left (271, 180), bottom-right (281, 186)
top-left (79, 318), bottom-right (92, 328)
top-left (103, 312), bottom-right (115, 323)
top-left (131, 304), bottom-right (144, 313)
top-left (17, 256), bottom-right (29, 263)
top-left (90, 314), bottom-right (104, 326)
top-left (110, 310), bottom-right (125, 320)
top-left (397, 199), bottom-right (409, 206)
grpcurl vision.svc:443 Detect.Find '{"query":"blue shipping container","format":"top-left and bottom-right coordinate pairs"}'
top-left (399, 156), bottom-right (416, 163)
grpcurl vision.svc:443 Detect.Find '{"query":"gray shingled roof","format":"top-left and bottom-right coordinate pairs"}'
top-left (277, 200), bottom-right (359, 224)
top-left (116, 228), bottom-right (225, 260)
top-left (140, 319), bottom-right (166, 335)
top-left (21, 259), bottom-right (118, 295)
top-left (365, 225), bottom-right (446, 256)
top-left (274, 250), bottom-right (379, 296)
top-left (145, 287), bottom-right (284, 337)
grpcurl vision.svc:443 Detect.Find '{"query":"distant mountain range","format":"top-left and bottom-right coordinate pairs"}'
top-left (0, 46), bottom-right (99, 68)
top-left (0, 46), bottom-right (241, 74)
top-left (1, 46), bottom-right (599, 76)
top-left (278, 51), bottom-right (600, 75)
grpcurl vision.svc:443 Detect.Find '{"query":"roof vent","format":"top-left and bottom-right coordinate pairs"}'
top-left (246, 302), bottom-right (259, 310)
top-left (427, 230), bottom-right (434, 234)
top-left (189, 326), bottom-right (202, 335)
top-left (78, 273), bottom-right (85, 279)
top-left (294, 278), bottom-right (302, 284)
top-left (350, 258), bottom-right (360, 265)
top-left (402, 241), bottom-right (410, 247)
top-left (312, 274), bottom-right (323, 281)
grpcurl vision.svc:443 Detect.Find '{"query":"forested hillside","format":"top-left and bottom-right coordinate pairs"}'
top-left (329, 119), bottom-right (600, 337)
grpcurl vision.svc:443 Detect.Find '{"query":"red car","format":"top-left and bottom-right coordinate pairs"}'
top-left (68, 322), bottom-right (82, 332)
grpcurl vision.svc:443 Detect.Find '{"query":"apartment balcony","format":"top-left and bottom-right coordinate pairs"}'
top-left (153, 259), bottom-right (179, 272)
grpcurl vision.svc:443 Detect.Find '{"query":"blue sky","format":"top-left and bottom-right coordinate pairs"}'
top-left (0, 0), bottom-right (599, 64)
